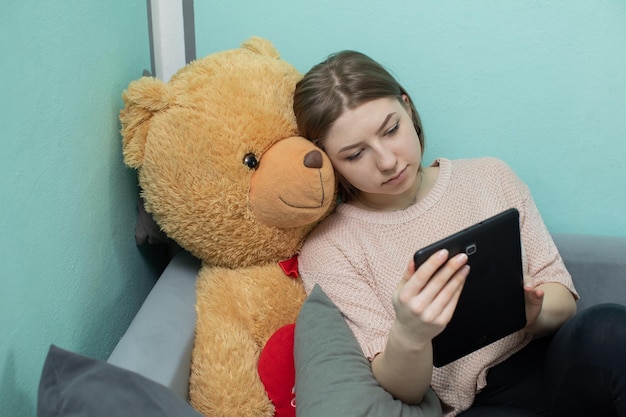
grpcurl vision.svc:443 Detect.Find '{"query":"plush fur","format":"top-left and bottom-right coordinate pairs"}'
top-left (120, 37), bottom-right (335, 417)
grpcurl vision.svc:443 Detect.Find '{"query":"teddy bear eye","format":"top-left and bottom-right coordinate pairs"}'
top-left (243, 153), bottom-right (259, 170)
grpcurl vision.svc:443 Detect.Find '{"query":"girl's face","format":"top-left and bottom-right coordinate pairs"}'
top-left (323, 96), bottom-right (423, 211)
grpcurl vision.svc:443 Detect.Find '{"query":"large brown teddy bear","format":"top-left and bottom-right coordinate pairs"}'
top-left (119, 37), bottom-right (335, 417)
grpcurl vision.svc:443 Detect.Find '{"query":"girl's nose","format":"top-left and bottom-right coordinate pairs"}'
top-left (375, 145), bottom-right (397, 171)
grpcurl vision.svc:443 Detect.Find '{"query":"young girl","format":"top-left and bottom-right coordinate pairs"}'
top-left (293, 50), bottom-right (626, 417)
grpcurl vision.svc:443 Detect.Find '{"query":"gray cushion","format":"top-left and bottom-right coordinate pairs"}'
top-left (294, 284), bottom-right (443, 417)
top-left (38, 345), bottom-right (202, 417)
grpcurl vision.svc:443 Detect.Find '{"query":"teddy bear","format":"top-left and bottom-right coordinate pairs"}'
top-left (119, 37), bottom-right (336, 417)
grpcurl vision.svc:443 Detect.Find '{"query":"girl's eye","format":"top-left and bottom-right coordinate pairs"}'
top-left (347, 150), bottom-right (363, 161)
top-left (385, 121), bottom-right (400, 136)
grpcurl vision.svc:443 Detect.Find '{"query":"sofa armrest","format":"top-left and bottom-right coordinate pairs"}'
top-left (107, 250), bottom-right (201, 399)
top-left (553, 233), bottom-right (626, 311)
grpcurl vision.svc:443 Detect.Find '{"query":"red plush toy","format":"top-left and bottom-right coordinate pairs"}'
top-left (258, 324), bottom-right (297, 417)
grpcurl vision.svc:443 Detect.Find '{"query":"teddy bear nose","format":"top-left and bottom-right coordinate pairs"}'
top-left (303, 150), bottom-right (323, 169)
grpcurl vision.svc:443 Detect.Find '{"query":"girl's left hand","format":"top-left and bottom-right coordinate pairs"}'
top-left (523, 284), bottom-right (544, 329)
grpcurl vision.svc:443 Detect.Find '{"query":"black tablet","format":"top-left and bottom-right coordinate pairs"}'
top-left (413, 208), bottom-right (526, 367)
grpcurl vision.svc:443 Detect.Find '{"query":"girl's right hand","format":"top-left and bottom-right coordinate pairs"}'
top-left (372, 250), bottom-right (469, 403)
top-left (392, 249), bottom-right (470, 347)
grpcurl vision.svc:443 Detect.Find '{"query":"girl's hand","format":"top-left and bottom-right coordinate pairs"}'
top-left (372, 250), bottom-right (469, 404)
top-left (392, 249), bottom-right (469, 346)
top-left (523, 282), bottom-right (575, 336)
top-left (523, 284), bottom-right (544, 330)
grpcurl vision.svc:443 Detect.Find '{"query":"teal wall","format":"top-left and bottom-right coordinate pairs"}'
top-left (196, 0), bottom-right (626, 237)
top-left (0, 1), bottom-right (157, 415)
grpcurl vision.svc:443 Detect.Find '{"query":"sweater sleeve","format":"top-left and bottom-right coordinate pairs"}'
top-left (298, 224), bottom-right (395, 360)
top-left (299, 269), bottom-right (392, 359)
top-left (496, 159), bottom-right (579, 298)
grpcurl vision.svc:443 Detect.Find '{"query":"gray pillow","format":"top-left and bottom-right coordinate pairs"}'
top-left (294, 285), bottom-right (443, 417)
top-left (37, 345), bottom-right (202, 417)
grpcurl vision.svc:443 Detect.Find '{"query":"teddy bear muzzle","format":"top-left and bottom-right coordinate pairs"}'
top-left (249, 136), bottom-right (336, 229)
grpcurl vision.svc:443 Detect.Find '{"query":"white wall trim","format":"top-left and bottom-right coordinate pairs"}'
top-left (147, 0), bottom-right (195, 81)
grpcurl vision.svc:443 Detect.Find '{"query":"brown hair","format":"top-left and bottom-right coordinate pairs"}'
top-left (293, 50), bottom-right (425, 202)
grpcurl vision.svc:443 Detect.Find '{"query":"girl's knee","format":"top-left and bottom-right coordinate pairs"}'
top-left (579, 303), bottom-right (626, 331)
top-left (565, 303), bottom-right (626, 360)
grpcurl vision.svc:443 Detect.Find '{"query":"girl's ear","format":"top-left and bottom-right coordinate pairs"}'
top-left (401, 93), bottom-right (411, 108)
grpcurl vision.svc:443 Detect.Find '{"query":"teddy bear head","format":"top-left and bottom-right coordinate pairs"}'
top-left (120, 38), bottom-right (335, 268)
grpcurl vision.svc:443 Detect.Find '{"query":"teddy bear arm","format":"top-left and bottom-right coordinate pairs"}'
top-left (189, 313), bottom-right (275, 417)
top-left (250, 271), bottom-right (307, 345)
top-left (190, 265), bottom-right (306, 417)
top-left (203, 265), bottom-right (306, 344)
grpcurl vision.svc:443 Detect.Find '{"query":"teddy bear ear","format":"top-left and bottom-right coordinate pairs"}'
top-left (240, 36), bottom-right (280, 59)
top-left (119, 77), bottom-right (174, 169)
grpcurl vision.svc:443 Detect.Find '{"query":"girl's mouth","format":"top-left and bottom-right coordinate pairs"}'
top-left (383, 167), bottom-right (406, 185)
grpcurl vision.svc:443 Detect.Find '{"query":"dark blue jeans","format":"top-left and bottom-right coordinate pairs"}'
top-left (457, 303), bottom-right (626, 417)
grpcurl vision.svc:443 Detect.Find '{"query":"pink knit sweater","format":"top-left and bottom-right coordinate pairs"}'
top-left (298, 157), bottom-right (578, 416)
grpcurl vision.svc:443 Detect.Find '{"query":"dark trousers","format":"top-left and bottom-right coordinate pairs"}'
top-left (457, 303), bottom-right (626, 417)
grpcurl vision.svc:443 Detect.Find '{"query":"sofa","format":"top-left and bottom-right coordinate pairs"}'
top-left (105, 233), bottom-right (626, 409)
